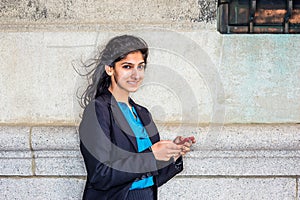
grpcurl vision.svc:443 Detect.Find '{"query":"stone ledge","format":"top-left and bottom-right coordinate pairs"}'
top-left (31, 126), bottom-right (79, 150)
top-left (0, 177), bottom-right (85, 200)
top-left (158, 177), bottom-right (297, 200)
top-left (0, 176), bottom-right (297, 200)
top-left (0, 125), bottom-right (299, 177)
top-left (159, 124), bottom-right (300, 150)
top-left (0, 21), bottom-right (217, 32)
top-left (34, 150), bottom-right (85, 176)
top-left (182, 153), bottom-right (300, 176)
top-left (0, 126), bottom-right (30, 150)
top-left (298, 178), bottom-right (300, 199)
top-left (0, 0), bottom-right (217, 32)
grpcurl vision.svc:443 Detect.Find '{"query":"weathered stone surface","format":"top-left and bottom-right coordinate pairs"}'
top-left (31, 126), bottom-right (79, 150)
top-left (0, 31), bottom-right (219, 124)
top-left (0, 32), bottom-right (93, 124)
top-left (1, 32), bottom-right (299, 124)
top-left (0, 177), bottom-right (85, 200)
top-left (182, 152), bottom-right (300, 176)
top-left (298, 178), bottom-right (300, 199)
top-left (0, 127), bottom-right (32, 175)
top-left (0, 151), bottom-right (32, 176)
top-left (220, 35), bottom-right (300, 123)
top-left (158, 177), bottom-right (296, 200)
top-left (31, 127), bottom-right (84, 175)
top-left (0, 125), bottom-right (299, 198)
top-left (159, 124), bottom-right (300, 176)
top-left (158, 124), bottom-right (300, 150)
top-left (0, 176), bottom-right (296, 199)
top-left (34, 150), bottom-right (85, 176)
top-left (1, 125), bottom-right (299, 177)
top-left (0, 0), bottom-right (217, 31)
top-left (0, 126), bottom-right (30, 150)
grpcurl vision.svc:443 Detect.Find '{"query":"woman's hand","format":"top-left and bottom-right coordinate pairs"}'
top-left (173, 136), bottom-right (196, 156)
top-left (151, 140), bottom-right (183, 161)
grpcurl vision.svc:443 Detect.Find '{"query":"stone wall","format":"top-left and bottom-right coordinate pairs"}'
top-left (0, 0), bottom-right (299, 199)
top-left (1, 125), bottom-right (300, 199)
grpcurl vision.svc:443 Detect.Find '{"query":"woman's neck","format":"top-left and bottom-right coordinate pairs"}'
top-left (108, 86), bottom-right (130, 106)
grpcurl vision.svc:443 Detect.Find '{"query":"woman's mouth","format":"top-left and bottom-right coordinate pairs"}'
top-left (127, 81), bottom-right (139, 85)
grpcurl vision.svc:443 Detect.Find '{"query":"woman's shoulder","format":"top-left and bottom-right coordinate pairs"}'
top-left (129, 98), bottom-right (150, 113)
top-left (82, 95), bottom-right (111, 119)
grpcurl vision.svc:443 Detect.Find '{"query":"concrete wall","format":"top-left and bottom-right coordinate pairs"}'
top-left (0, 0), bottom-right (299, 199)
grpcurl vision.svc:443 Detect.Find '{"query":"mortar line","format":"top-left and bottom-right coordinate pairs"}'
top-left (29, 127), bottom-right (36, 176)
top-left (0, 175), bottom-right (86, 179)
top-left (296, 178), bottom-right (299, 200)
top-left (0, 122), bottom-right (299, 127)
top-left (175, 175), bottom-right (299, 179)
top-left (0, 175), bottom-right (297, 179)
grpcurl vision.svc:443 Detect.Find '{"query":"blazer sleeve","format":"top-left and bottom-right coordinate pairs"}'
top-left (137, 106), bottom-right (184, 187)
top-left (79, 99), bottom-right (158, 191)
top-left (155, 156), bottom-right (183, 187)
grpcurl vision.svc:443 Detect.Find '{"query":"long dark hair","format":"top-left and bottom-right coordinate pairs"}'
top-left (77, 35), bottom-right (149, 108)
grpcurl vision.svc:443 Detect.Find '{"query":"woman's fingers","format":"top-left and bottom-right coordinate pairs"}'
top-left (172, 136), bottom-right (196, 155)
top-left (151, 140), bottom-right (184, 161)
top-left (173, 136), bottom-right (184, 144)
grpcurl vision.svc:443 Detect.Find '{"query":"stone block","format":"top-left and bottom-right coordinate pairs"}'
top-left (159, 124), bottom-right (300, 176)
top-left (298, 178), bottom-right (300, 199)
top-left (34, 150), bottom-right (85, 176)
top-left (220, 35), bottom-right (300, 123)
top-left (0, 127), bottom-right (32, 176)
top-left (158, 177), bottom-right (296, 200)
top-left (0, 0), bottom-right (211, 26)
top-left (158, 124), bottom-right (300, 150)
top-left (31, 126), bottom-right (79, 150)
top-left (0, 31), bottom-right (220, 124)
top-left (0, 151), bottom-right (32, 176)
top-left (182, 152), bottom-right (300, 176)
top-left (31, 126), bottom-right (85, 176)
top-left (0, 177), bottom-right (85, 200)
top-left (1, 31), bottom-right (299, 124)
top-left (0, 126), bottom-right (30, 150)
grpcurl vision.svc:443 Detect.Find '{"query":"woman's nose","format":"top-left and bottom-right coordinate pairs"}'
top-left (131, 68), bottom-right (139, 79)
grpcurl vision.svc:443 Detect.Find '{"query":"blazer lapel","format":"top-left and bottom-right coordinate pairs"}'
top-left (130, 99), bottom-right (160, 144)
top-left (108, 97), bottom-right (139, 152)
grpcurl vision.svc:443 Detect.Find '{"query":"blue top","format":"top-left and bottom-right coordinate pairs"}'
top-left (117, 102), bottom-right (154, 190)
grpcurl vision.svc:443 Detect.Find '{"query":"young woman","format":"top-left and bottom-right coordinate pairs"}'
top-left (78, 35), bottom-right (195, 200)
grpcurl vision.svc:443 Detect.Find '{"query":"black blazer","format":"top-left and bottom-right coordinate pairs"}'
top-left (79, 90), bottom-right (183, 200)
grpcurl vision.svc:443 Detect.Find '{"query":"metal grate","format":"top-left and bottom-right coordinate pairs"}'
top-left (217, 0), bottom-right (300, 33)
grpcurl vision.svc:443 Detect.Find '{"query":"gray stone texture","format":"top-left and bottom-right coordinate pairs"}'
top-left (0, 126), bottom-right (33, 175)
top-left (0, 0), bottom-right (217, 30)
top-left (1, 125), bottom-right (300, 177)
top-left (0, 177), bottom-right (85, 200)
top-left (0, 176), bottom-right (297, 199)
top-left (158, 124), bottom-right (300, 150)
top-left (182, 153), bottom-right (300, 176)
top-left (0, 126), bottom-right (30, 150)
top-left (31, 127), bottom-right (85, 175)
top-left (31, 126), bottom-right (79, 150)
top-left (0, 32), bottom-right (299, 124)
top-left (298, 178), bottom-right (300, 199)
top-left (219, 35), bottom-right (300, 123)
top-left (158, 177), bottom-right (297, 200)
top-left (34, 150), bottom-right (85, 176)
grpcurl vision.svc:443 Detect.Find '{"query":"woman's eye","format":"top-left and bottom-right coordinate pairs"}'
top-left (122, 65), bottom-right (131, 69)
top-left (137, 65), bottom-right (145, 70)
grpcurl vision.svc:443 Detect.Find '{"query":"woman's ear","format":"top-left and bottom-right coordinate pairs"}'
top-left (105, 65), bottom-right (113, 76)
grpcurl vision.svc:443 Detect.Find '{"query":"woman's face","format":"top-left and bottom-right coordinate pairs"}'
top-left (108, 51), bottom-right (145, 95)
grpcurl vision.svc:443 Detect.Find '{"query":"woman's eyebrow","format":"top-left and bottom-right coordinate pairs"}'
top-left (121, 61), bottom-right (145, 65)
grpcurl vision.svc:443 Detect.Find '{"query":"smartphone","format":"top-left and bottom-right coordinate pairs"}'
top-left (177, 136), bottom-right (195, 145)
